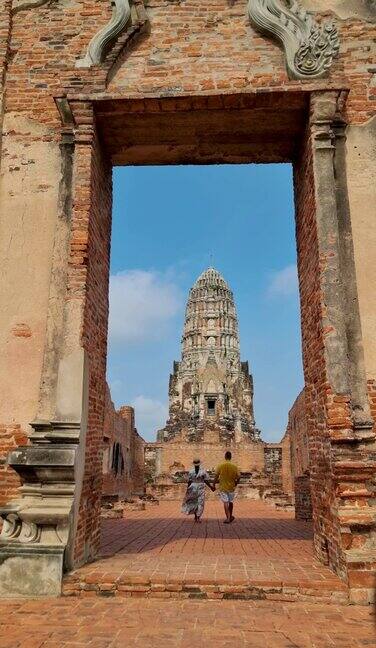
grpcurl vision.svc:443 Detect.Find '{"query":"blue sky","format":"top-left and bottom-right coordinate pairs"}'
top-left (107, 164), bottom-right (303, 442)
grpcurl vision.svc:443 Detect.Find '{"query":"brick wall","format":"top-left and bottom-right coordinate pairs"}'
top-left (271, 389), bottom-right (312, 506)
top-left (280, 431), bottom-right (293, 496)
top-left (295, 475), bottom-right (313, 521)
top-left (0, 0), bottom-right (374, 592)
top-left (288, 391), bottom-right (310, 478)
top-left (1, 3), bottom-right (375, 125)
top-left (264, 444), bottom-right (283, 488)
top-left (102, 388), bottom-right (145, 499)
top-left (0, 425), bottom-right (27, 507)
top-left (150, 440), bottom-right (266, 476)
top-left (145, 437), bottom-right (293, 500)
top-left (294, 127), bottom-right (335, 566)
top-left (70, 117), bottom-right (112, 565)
top-left (283, 390), bottom-right (312, 517)
top-left (282, 389), bottom-right (312, 518)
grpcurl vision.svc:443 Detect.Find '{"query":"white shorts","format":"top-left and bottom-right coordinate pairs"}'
top-left (219, 490), bottom-right (235, 503)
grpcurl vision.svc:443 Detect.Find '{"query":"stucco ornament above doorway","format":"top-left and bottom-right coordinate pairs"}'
top-left (248, 0), bottom-right (340, 80)
top-left (76, 0), bottom-right (132, 67)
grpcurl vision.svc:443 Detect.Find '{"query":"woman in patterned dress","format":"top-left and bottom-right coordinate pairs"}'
top-left (181, 458), bottom-right (215, 522)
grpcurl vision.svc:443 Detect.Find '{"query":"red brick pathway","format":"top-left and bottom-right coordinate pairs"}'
top-left (64, 501), bottom-right (348, 603)
top-left (100, 500), bottom-right (313, 558)
top-left (0, 598), bottom-right (375, 647)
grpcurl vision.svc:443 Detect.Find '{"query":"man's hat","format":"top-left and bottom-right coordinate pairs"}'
top-left (193, 458), bottom-right (201, 465)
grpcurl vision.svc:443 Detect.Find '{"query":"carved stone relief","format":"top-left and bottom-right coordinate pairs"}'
top-left (248, 0), bottom-right (340, 80)
top-left (76, 0), bottom-right (132, 68)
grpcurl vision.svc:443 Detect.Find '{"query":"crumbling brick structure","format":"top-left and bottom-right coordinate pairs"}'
top-left (295, 475), bottom-right (313, 521)
top-left (0, 1), bottom-right (375, 604)
top-left (145, 435), bottom-right (292, 503)
top-left (102, 388), bottom-right (144, 500)
top-left (282, 390), bottom-right (312, 519)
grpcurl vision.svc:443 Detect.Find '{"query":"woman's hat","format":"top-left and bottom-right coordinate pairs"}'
top-left (193, 458), bottom-right (201, 465)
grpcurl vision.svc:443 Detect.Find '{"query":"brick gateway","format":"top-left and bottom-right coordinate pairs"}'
top-left (0, 1), bottom-right (375, 602)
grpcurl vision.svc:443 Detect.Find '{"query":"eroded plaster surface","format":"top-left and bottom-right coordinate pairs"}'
top-left (346, 117), bottom-right (376, 379)
top-left (0, 114), bottom-right (60, 428)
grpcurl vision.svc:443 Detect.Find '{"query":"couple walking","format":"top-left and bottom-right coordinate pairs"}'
top-left (181, 451), bottom-right (239, 524)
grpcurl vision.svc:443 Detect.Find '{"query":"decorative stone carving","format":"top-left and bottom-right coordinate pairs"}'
top-left (0, 420), bottom-right (80, 596)
top-left (76, 0), bottom-right (132, 68)
top-left (248, 0), bottom-right (340, 80)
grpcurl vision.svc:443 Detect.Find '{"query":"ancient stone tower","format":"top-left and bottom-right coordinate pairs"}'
top-left (158, 268), bottom-right (260, 444)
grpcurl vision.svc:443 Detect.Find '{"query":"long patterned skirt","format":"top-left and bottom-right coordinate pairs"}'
top-left (181, 483), bottom-right (205, 517)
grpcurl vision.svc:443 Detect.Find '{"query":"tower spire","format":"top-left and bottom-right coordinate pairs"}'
top-left (157, 267), bottom-right (258, 443)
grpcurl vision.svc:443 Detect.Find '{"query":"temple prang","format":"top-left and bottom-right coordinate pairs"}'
top-left (159, 268), bottom-right (260, 446)
top-left (145, 268), bottom-right (296, 504)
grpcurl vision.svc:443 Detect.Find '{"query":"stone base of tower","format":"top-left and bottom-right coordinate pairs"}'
top-left (145, 430), bottom-right (293, 507)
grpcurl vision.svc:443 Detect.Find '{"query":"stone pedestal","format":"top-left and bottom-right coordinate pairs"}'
top-left (0, 421), bottom-right (79, 597)
top-left (0, 545), bottom-right (64, 598)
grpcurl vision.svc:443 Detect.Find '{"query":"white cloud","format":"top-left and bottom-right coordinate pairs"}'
top-left (108, 380), bottom-right (168, 440)
top-left (131, 395), bottom-right (168, 441)
top-left (267, 264), bottom-right (298, 298)
top-left (108, 269), bottom-right (182, 346)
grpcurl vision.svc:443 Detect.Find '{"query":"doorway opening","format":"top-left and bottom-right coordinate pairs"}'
top-left (93, 154), bottom-right (322, 593)
top-left (63, 91), bottom-right (369, 602)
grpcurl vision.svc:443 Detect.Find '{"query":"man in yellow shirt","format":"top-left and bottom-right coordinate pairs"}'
top-left (214, 451), bottom-right (240, 524)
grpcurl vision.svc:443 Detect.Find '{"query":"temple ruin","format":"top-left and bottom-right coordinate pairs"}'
top-left (146, 267), bottom-right (294, 503)
top-left (0, 0), bottom-right (374, 603)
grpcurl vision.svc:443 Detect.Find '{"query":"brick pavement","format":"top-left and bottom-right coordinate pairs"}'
top-left (63, 501), bottom-right (349, 603)
top-left (0, 597), bottom-right (375, 647)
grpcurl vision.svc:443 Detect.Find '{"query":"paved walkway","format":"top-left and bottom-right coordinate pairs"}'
top-left (1, 598), bottom-right (375, 647)
top-left (99, 500), bottom-right (314, 559)
top-left (64, 501), bottom-right (348, 603)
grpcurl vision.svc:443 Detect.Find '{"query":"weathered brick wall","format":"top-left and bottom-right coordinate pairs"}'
top-left (70, 118), bottom-right (112, 565)
top-left (1, 2), bottom-right (374, 120)
top-left (294, 126), bottom-right (336, 566)
top-left (148, 439), bottom-right (266, 476)
top-left (282, 390), bottom-right (312, 516)
top-left (280, 431), bottom-right (293, 496)
top-left (264, 444), bottom-right (283, 488)
top-left (102, 391), bottom-right (145, 499)
top-left (107, 0), bottom-right (375, 125)
top-left (288, 391), bottom-right (310, 478)
top-left (0, 0), bottom-right (374, 593)
top-left (295, 475), bottom-right (313, 521)
top-left (0, 1), bottom-right (11, 115)
top-left (0, 425), bottom-right (27, 507)
top-left (145, 437), bottom-right (294, 500)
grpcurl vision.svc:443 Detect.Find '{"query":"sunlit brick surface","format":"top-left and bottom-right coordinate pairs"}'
top-left (1, 598), bottom-right (374, 647)
top-left (64, 501), bottom-right (348, 603)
